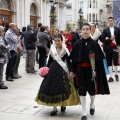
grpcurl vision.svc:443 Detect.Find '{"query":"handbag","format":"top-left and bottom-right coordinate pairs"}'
top-left (118, 55), bottom-right (120, 65)
top-left (37, 43), bottom-right (49, 54)
top-left (0, 51), bottom-right (5, 63)
top-left (103, 59), bottom-right (109, 75)
top-left (18, 46), bottom-right (23, 53)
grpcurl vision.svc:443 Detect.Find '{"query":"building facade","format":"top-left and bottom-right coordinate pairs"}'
top-left (0, 0), bottom-right (68, 31)
top-left (66, 0), bottom-right (115, 29)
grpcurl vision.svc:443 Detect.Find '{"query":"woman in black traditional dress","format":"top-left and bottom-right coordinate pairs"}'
top-left (70, 23), bottom-right (110, 120)
top-left (35, 33), bottom-right (79, 116)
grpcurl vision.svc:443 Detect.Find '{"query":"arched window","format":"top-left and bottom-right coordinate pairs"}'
top-left (30, 3), bottom-right (38, 28)
top-left (0, 0), bottom-right (10, 10)
top-left (0, 0), bottom-right (12, 30)
top-left (30, 3), bottom-right (36, 15)
top-left (80, 1), bottom-right (84, 8)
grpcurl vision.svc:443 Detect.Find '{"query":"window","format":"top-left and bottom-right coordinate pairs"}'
top-left (0, 15), bottom-right (8, 21)
top-left (66, 15), bottom-right (72, 22)
top-left (0, 0), bottom-right (10, 10)
top-left (30, 3), bottom-right (36, 15)
top-left (66, 3), bottom-right (72, 9)
top-left (80, 1), bottom-right (84, 8)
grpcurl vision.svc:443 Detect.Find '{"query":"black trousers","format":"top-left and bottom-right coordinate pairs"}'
top-left (6, 50), bottom-right (17, 78)
top-left (104, 46), bottom-right (118, 66)
top-left (77, 66), bottom-right (95, 96)
top-left (37, 45), bottom-right (46, 68)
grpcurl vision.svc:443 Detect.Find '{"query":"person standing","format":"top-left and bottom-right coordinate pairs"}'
top-left (5, 23), bottom-right (19, 81)
top-left (13, 28), bottom-right (22, 78)
top-left (70, 23), bottom-right (110, 120)
top-left (71, 29), bottom-right (79, 47)
top-left (21, 27), bottom-right (26, 58)
top-left (63, 30), bottom-right (72, 51)
top-left (35, 33), bottom-right (79, 116)
top-left (37, 26), bottom-right (51, 68)
top-left (0, 26), bottom-right (9, 89)
top-left (101, 17), bottom-right (120, 82)
top-left (90, 23), bottom-right (101, 42)
top-left (34, 23), bottom-right (42, 63)
top-left (24, 24), bottom-right (37, 73)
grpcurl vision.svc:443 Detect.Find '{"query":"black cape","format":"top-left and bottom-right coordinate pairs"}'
top-left (70, 37), bottom-right (110, 95)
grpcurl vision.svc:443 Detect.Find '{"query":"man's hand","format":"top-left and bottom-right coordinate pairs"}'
top-left (70, 72), bottom-right (76, 79)
top-left (110, 36), bottom-right (115, 41)
top-left (92, 71), bottom-right (96, 78)
top-left (105, 37), bottom-right (109, 40)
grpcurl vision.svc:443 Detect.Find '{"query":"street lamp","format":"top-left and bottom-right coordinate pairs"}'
top-left (103, 21), bottom-right (106, 28)
top-left (78, 8), bottom-right (83, 30)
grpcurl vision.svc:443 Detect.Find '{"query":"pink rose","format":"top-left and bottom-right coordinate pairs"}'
top-left (39, 67), bottom-right (49, 77)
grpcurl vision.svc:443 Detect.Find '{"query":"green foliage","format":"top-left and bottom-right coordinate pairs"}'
top-left (49, 14), bottom-right (57, 19)
top-left (66, 23), bottom-right (75, 31)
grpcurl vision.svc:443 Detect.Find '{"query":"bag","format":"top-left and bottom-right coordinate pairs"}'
top-left (103, 59), bottom-right (109, 75)
top-left (0, 50), bottom-right (5, 63)
top-left (18, 46), bottom-right (23, 53)
top-left (118, 55), bottom-right (120, 65)
top-left (0, 52), bottom-right (4, 58)
top-left (37, 43), bottom-right (49, 54)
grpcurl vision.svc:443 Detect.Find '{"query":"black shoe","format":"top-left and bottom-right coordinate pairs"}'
top-left (0, 85), bottom-right (8, 89)
top-left (6, 77), bottom-right (14, 81)
top-left (90, 108), bottom-right (95, 115)
top-left (14, 74), bottom-right (22, 78)
top-left (29, 70), bottom-right (37, 74)
top-left (108, 77), bottom-right (114, 82)
top-left (11, 76), bottom-right (19, 79)
top-left (50, 111), bottom-right (57, 116)
top-left (115, 75), bottom-right (119, 81)
top-left (61, 107), bottom-right (66, 112)
top-left (81, 115), bottom-right (87, 120)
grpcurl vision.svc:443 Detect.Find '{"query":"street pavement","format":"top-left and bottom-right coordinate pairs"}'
top-left (0, 57), bottom-right (120, 120)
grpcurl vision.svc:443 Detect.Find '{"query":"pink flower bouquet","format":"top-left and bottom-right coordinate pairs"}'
top-left (39, 67), bottom-right (49, 77)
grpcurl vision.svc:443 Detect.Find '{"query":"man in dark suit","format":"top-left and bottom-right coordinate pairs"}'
top-left (101, 17), bottom-right (120, 82)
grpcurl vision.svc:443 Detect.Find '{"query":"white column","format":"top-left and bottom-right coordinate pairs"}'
top-left (46, 2), bottom-right (50, 27)
top-left (40, 0), bottom-right (44, 24)
top-left (91, 0), bottom-right (93, 8)
top-left (57, 4), bottom-right (60, 28)
top-left (16, 0), bottom-right (20, 28)
top-left (45, 1), bottom-right (47, 25)
top-left (88, 0), bottom-right (90, 8)
top-left (22, 0), bottom-right (25, 27)
top-left (91, 13), bottom-right (92, 22)
top-left (95, 13), bottom-right (96, 21)
top-left (26, 0), bottom-right (30, 26)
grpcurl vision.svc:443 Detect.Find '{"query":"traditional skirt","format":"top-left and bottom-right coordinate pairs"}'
top-left (35, 61), bottom-right (80, 106)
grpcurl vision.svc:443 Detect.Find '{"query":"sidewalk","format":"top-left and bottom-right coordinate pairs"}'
top-left (0, 58), bottom-right (120, 120)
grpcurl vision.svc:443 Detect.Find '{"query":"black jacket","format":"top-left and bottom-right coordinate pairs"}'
top-left (24, 31), bottom-right (37, 50)
top-left (71, 32), bottom-right (79, 47)
top-left (101, 26), bottom-right (120, 46)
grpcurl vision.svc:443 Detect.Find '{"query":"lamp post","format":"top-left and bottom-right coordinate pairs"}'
top-left (78, 8), bottom-right (83, 30)
top-left (103, 21), bottom-right (106, 28)
top-left (49, 0), bottom-right (57, 37)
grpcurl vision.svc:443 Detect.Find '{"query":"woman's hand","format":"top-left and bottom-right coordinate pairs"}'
top-left (70, 72), bottom-right (76, 79)
top-left (92, 71), bottom-right (96, 78)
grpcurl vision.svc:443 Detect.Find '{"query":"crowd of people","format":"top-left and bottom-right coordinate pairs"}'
top-left (0, 16), bottom-right (120, 120)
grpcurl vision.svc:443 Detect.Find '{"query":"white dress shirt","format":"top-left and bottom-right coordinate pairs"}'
top-left (110, 27), bottom-right (116, 45)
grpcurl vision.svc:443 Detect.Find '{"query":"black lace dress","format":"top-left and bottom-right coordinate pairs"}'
top-left (35, 53), bottom-right (80, 106)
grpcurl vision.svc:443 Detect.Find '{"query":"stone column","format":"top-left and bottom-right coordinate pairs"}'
top-left (24, 0), bottom-right (30, 27)
top-left (16, 0), bottom-right (20, 28)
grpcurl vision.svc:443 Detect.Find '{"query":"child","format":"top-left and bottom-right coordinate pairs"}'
top-left (35, 33), bottom-right (79, 116)
top-left (70, 23), bottom-right (110, 120)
